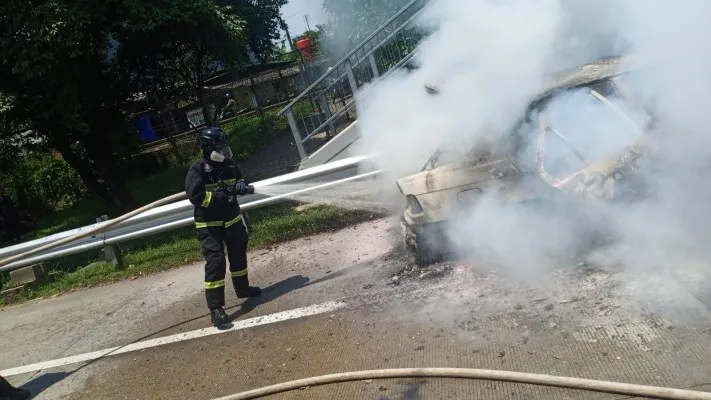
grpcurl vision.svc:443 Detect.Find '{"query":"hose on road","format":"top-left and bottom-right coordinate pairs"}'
top-left (0, 193), bottom-right (187, 269)
top-left (212, 368), bottom-right (711, 400)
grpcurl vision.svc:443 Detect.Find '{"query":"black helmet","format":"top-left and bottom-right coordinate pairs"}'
top-left (198, 127), bottom-right (232, 161)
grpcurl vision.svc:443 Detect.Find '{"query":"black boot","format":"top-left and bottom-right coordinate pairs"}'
top-left (210, 308), bottom-right (231, 328)
top-left (0, 376), bottom-right (31, 400)
top-left (236, 286), bottom-right (261, 299)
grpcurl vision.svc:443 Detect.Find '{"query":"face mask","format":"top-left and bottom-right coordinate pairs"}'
top-left (208, 144), bottom-right (232, 163)
top-left (210, 151), bottom-right (225, 163)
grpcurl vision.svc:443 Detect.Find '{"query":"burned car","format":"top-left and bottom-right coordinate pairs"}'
top-left (396, 58), bottom-right (650, 264)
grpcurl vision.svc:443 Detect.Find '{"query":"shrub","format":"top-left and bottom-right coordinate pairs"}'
top-left (0, 153), bottom-right (87, 215)
top-left (223, 113), bottom-right (285, 160)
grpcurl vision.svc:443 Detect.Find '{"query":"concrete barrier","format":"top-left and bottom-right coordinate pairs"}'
top-left (10, 263), bottom-right (48, 285)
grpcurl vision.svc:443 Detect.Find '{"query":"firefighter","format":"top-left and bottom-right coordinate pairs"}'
top-left (0, 375), bottom-right (31, 400)
top-left (185, 127), bottom-right (261, 328)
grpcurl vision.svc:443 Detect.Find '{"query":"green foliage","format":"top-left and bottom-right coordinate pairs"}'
top-left (220, 99), bottom-right (313, 161)
top-left (235, 0), bottom-right (289, 63)
top-left (27, 164), bottom-right (190, 239)
top-left (126, 165), bottom-right (189, 205)
top-left (222, 113), bottom-right (282, 160)
top-left (0, 153), bottom-right (87, 216)
top-left (291, 100), bottom-right (314, 120)
top-left (30, 155), bottom-right (88, 209)
top-left (115, 1), bottom-right (252, 127)
top-left (0, 0), bottom-right (290, 212)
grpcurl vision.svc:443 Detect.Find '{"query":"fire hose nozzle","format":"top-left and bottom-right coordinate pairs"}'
top-left (246, 185), bottom-right (255, 195)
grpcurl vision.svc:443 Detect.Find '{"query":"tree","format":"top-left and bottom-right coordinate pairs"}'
top-left (0, 0), bottom-right (142, 212)
top-left (115, 1), bottom-right (248, 128)
top-left (0, 0), bottom-right (286, 213)
top-left (118, 0), bottom-right (288, 127)
top-left (237, 0), bottom-right (289, 63)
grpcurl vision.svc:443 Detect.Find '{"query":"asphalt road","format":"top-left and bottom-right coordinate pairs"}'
top-left (2, 217), bottom-right (711, 400)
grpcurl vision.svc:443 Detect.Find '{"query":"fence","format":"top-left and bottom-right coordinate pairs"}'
top-left (130, 50), bottom-right (332, 180)
top-left (132, 97), bottom-right (328, 181)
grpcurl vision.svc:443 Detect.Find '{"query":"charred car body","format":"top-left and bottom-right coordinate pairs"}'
top-left (397, 58), bottom-right (651, 264)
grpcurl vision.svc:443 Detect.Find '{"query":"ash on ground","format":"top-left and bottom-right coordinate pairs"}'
top-left (389, 262), bottom-right (454, 286)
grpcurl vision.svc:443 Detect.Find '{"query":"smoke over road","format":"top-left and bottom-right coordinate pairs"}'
top-left (343, 0), bottom-right (711, 314)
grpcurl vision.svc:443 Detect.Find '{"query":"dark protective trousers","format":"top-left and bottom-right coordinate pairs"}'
top-left (198, 221), bottom-right (250, 310)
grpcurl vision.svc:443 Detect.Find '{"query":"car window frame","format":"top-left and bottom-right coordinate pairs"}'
top-left (535, 80), bottom-right (645, 185)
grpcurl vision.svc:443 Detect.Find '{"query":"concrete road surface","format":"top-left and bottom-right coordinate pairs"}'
top-left (2, 218), bottom-right (711, 399)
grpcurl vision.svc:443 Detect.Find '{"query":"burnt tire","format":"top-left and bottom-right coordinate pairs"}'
top-left (403, 221), bottom-right (449, 266)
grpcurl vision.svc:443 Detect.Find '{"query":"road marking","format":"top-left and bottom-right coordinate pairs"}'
top-left (1, 300), bottom-right (346, 377)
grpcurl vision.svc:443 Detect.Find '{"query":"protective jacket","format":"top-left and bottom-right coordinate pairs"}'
top-left (185, 157), bottom-right (246, 228)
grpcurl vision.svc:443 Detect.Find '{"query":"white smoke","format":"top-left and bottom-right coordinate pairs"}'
top-left (596, 0), bottom-right (711, 283)
top-left (347, 0), bottom-right (711, 313)
top-left (354, 0), bottom-right (564, 186)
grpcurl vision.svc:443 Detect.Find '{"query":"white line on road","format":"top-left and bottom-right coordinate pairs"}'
top-left (1, 300), bottom-right (347, 377)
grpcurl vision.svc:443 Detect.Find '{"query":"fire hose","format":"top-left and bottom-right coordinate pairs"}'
top-left (212, 368), bottom-right (711, 400)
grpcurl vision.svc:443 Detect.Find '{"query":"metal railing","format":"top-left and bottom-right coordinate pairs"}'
top-left (278, 0), bottom-right (430, 162)
top-left (0, 156), bottom-right (376, 272)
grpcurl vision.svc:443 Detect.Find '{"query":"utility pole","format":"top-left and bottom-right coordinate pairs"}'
top-left (304, 14), bottom-right (312, 31)
top-left (280, 18), bottom-right (294, 51)
top-left (285, 30), bottom-right (294, 52)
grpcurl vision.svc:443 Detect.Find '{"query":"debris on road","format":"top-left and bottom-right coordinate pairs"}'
top-left (389, 261), bottom-right (454, 286)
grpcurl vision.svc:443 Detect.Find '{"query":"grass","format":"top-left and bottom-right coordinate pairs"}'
top-left (221, 99), bottom-right (314, 161)
top-left (1, 204), bottom-right (381, 305)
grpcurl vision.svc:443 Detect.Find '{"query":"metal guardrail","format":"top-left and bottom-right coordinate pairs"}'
top-left (0, 156), bottom-right (375, 272)
top-left (278, 0), bottom-right (430, 161)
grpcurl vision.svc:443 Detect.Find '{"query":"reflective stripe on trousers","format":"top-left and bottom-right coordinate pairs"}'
top-left (204, 279), bottom-right (225, 289)
top-left (231, 268), bottom-right (248, 277)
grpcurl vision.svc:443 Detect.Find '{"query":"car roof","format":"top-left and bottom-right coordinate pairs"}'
top-left (530, 56), bottom-right (640, 108)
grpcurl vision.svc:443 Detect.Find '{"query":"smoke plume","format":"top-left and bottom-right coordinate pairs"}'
top-left (348, 0), bottom-right (711, 311)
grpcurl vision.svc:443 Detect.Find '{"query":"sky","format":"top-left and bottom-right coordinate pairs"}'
top-left (280, 0), bottom-right (328, 40)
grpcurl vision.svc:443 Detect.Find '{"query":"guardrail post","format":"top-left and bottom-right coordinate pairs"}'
top-left (369, 54), bottom-right (380, 79)
top-left (286, 108), bottom-right (307, 160)
top-left (319, 93), bottom-right (336, 138)
top-left (97, 215), bottom-right (124, 269)
top-left (345, 61), bottom-right (359, 97)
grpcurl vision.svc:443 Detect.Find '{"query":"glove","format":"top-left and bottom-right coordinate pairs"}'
top-left (235, 181), bottom-right (249, 196)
